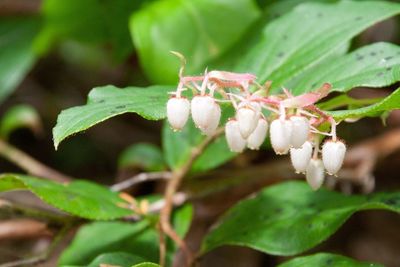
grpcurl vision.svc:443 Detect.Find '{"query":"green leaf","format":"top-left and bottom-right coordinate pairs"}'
top-left (38, 0), bottom-right (145, 60)
top-left (317, 94), bottom-right (383, 111)
top-left (53, 85), bottom-right (172, 149)
top-left (0, 17), bottom-right (40, 102)
top-left (234, 0), bottom-right (400, 90)
top-left (59, 220), bottom-right (157, 266)
top-left (118, 143), bottom-right (165, 171)
top-left (0, 174), bottom-right (132, 220)
top-left (278, 253), bottom-right (383, 267)
top-left (60, 204), bottom-right (192, 266)
top-left (328, 88), bottom-right (400, 120)
top-left (263, 0), bottom-right (339, 22)
top-left (162, 106), bottom-right (235, 172)
top-left (132, 263), bottom-right (161, 267)
top-left (292, 42), bottom-right (400, 94)
top-left (87, 252), bottom-right (146, 267)
top-left (0, 105), bottom-right (42, 139)
top-left (130, 0), bottom-right (260, 83)
top-left (202, 181), bottom-right (400, 256)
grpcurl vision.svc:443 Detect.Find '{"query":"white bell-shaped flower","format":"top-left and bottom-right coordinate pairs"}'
top-left (202, 103), bottom-right (221, 136)
top-left (270, 119), bottom-right (293, 155)
top-left (225, 119), bottom-right (246, 153)
top-left (247, 118), bottom-right (268, 150)
top-left (306, 158), bottom-right (325, 190)
top-left (290, 141), bottom-right (313, 174)
top-left (290, 116), bottom-right (310, 148)
top-left (166, 97), bottom-right (190, 131)
top-left (236, 102), bottom-right (261, 139)
top-left (322, 140), bottom-right (346, 175)
top-left (191, 95), bottom-right (219, 131)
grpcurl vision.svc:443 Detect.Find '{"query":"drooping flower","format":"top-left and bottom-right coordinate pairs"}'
top-left (270, 119), bottom-right (293, 155)
top-left (166, 97), bottom-right (190, 131)
top-left (322, 140), bottom-right (346, 175)
top-left (202, 103), bottom-right (221, 136)
top-left (290, 141), bottom-right (313, 174)
top-left (191, 95), bottom-right (220, 132)
top-left (247, 118), bottom-right (268, 150)
top-left (306, 158), bottom-right (325, 190)
top-left (225, 119), bottom-right (247, 153)
top-left (236, 102), bottom-right (261, 139)
top-left (290, 116), bottom-right (310, 148)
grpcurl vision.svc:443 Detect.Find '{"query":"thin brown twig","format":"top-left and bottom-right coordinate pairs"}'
top-left (337, 128), bottom-right (400, 193)
top-left (158, 222), bottom-right (166, 267)
top-left (111, 171), bottom-right (172, 192)
top-left (159, 127), bottom-right (224, 266)
top-left (0, 219), bottom-right (51, 240)
top-left (0, 139), bottom-right (72, 183)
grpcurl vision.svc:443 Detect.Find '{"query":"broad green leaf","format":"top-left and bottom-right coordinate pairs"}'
top-left (202, 181), bottom-right (400, 256)
top-left (278, 253), bottom-right (383, 267)
top-left (38, 0), bottom-right (146, 60)
top-left (0, 17), bottom-right (40, 102)
top-left (130, 0), bottom-right (260, 83)
top-left (87, 252), bottom-right (146, 267)
top-left (0, 105), bottom-right (42, 139)
top-left (118, 143), bottom-right (165, 171)
top-left (60, 204), bottom-right (192, 266)
top-left (317, 94), bottom-right (383, 111)
top-left (132, 263), bottom-right (161, 267)
top-left (0, 174), bottom-right (132, 220)
top-left (162, 106), bottom-right (235, 172)
top-left (234, 1), bottom-right (400, 91)
top-left (328, 88), bottom-right (400, 120)
top-left (292, 42), bottom-right (400, 94)
top-left (263, 0), bottom-right (339, 22)
top-left (53, 85), bottom-right (172, 149)
top-left (59, 220), bottom-right (157, 266)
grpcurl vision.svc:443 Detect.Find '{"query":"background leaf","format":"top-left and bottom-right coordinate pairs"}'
top-left (86, 252), bottom-right (146, 267)
top-left (0, 174), bottom-right (132, 220)
top-left (132, 263), bottom-right (161, 267)
top-left (59, 220), bottom-right (156, 266)
top-left (0, 105), bottom-right (42, 139)
top-left (328, 88), bottom-right (400, 120)
top-left (262, 0), bottom-right (339, 22)
top-left (234, 0), bottom-right (400, 91)
top-left (60, 204), bottom-right (192, 266)
top-left (118, 143), bottom-right (165, 171)
top-left (0, 17), bottom-right (40, 102)
top-left (202, 181), bottom-right (400, 256)
top-left (130, 0), bottom-right (260, 83)
top-left (53, 85), bottom-right (172, 149)
top-left (292, 42), bottom-right (400, 94)
top-left (38, 0), bottom-right (148, 60)
top-left (278, 253), bottom-right (383, 267)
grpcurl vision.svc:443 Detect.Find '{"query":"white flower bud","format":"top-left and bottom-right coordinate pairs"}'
top-left (225, 120), bottom-right (246, 153)
top-left (236, 102), bottom-right (261, 139)
top-left (191, 95), bottom-right (220, 131)
top-left (247, 118), bottom-right (268, 150)
top-left (290, 141), bottom-right (313, 174)
top-left (322, 140), bottom-right (346, 175)
top-left (270, 119), bottom-right (293, 155)
top-left (166, 97), bottom-right (190, 131)
top-left (290, 116), bottom-right (310, 148)
top-left (306, 158), bottom-right (325, 190)
top-left (202, 103), bottom-right (221, 136)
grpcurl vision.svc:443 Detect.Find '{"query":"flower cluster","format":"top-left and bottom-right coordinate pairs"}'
top-left (166, 55), bottom-right (347, 190)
